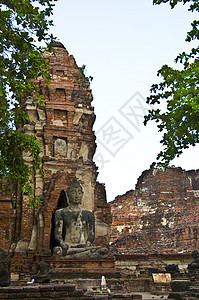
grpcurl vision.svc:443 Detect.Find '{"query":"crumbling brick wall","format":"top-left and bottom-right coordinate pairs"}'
top-left (94, 182), bottom-right (112, 247)
top-left (110, 167), bottom-right (199, 254)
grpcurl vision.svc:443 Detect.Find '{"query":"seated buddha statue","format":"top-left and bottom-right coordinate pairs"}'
top-left (53, 177), bottom-right (109, 259)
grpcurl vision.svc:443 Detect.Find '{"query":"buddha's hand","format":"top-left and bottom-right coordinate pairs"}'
top-left (60, 243), bottom-right (69, 256)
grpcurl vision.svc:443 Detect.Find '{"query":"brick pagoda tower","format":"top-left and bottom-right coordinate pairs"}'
top-left (9, 42), bottom-right (111, 254)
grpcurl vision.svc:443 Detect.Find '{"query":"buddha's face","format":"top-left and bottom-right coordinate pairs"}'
top-left (67, 187), bottom-right (83, 204)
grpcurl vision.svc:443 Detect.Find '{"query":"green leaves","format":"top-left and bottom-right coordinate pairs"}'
top-left (0, 0), bottom-right (56, 206)
top-left (145, 1), bottom-right (199, 167)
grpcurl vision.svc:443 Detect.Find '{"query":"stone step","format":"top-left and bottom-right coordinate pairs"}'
top-left (50, 267), bottom-right (123, 279)
top-left (0, 284), bottom-right (84, 299)
top-left (168, 291), bottom-right (199, 300)
top-left (44, 258), bottom-right (115, 269)
top-left (0, 284), bottom-right (146, 299)
top-left (63, 278), bottom-right (149, 293)
top-left (189, 286), bottom-right (199, 293)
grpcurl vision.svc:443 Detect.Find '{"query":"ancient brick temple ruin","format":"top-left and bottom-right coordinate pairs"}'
top-left (0, 42), bottom-right (199, 299)
top-left (0, 42), bottom-right (111, 256)
top-left (110, 167), bottom-right (199, 267)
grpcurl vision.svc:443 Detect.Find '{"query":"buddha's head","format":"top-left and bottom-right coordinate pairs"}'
top-left (66, 177), bottom-right (83, 205)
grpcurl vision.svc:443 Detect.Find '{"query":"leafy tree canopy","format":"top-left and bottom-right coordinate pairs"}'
top-left (144, 0), bottom-right (199, 167)
top-left (0, 0), bottom-right (56, 206)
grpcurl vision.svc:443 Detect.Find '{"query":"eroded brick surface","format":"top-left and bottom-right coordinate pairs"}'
top-left (110, 167), bottom-right (199, 254)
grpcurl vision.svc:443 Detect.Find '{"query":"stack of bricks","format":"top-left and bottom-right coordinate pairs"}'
top-left (110, 167), bottom-right (199, 254)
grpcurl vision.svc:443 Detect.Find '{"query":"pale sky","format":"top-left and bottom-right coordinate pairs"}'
top-left (51, 0), bottom-right (199, 202)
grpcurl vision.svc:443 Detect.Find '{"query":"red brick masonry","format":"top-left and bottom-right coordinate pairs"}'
top-left (110, 167), bottom-right (199, 254)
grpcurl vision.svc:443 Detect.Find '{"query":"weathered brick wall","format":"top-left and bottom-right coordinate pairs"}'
top-left (110, 167), bottom-right (199, 254)
top-left (0, 200), bottom-right (15, 251)
top-left (0, 186), bottom-right (17, 251)
top-left (94, 182), bottom-right (112, 247)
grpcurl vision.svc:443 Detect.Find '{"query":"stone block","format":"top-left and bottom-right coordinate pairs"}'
top-left (53, 284), bottom-right (75, 291)
top-left (168, 292), bottom-right (182, 300)
top-left (69, 288), bottom-right (85, 296)
top-left (132, 295), bottom-right (142, 299)
top-left (26, 292), bottom-right (41, 298)
top-left (171, 280), bottom-right (191, 292)
top-left (39, 285), bottom-right (54, 292)
top-left (152, 273), bottom-right (171, 283)
top-left (7, 293), bottom-right (26, 298)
